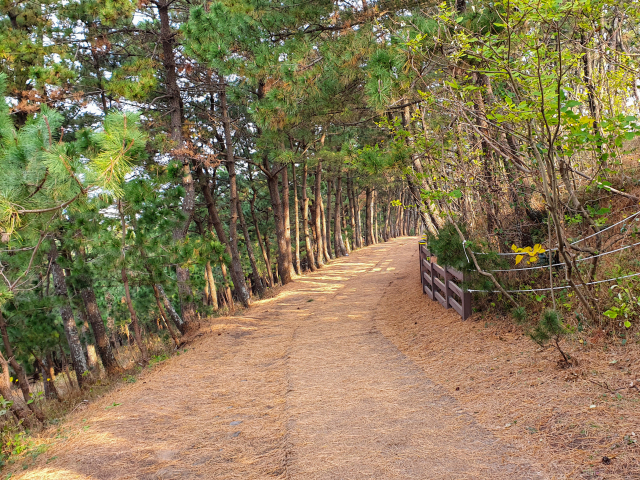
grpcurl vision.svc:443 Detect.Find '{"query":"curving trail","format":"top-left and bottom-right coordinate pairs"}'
top-left (15, 237), bottom-right (545, 480)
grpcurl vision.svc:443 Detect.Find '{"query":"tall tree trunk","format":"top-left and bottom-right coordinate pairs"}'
top-left (220, 86), bottom-right (251, 307)
top-left (326, 177), bottom-right (334, 259)
top-left (156, 284), bottom-right (185, 331)
top-left (267, 172), bottom-right (293, 285)
top-left (59, 345), bottom-right (76, 391)
top-left (314, 164), bottom-right (325, 267)
top-left (80, 286), bottom-right (122, 375)
top-left (397, 189), bottom-right (404, 236)
top-left (374, 194), bottom-right (380, 243)
top-left (292, 163), bottom-right (301, 274)
top-left (581, 33), bottom-right (604, 164)
top-left (196, 166), bottom-right (238, 309)
top-left (384, 199), bottom-right (392, 240)
top-left (365, 187), bottom-right (375, 246)
top-left (152, 286), bottom-right (181, 346)
top-left (341, 204), bottom-right (351, 253)
top-left (403, 198), bottom-right (410, 235)
top-left (130, 213), bottom-right (184, 333)
top-left (334, 176), bottom-right (347, 256)
top-left (264, 233), bottom-right (277, 285)
top-left (319, 191), bottom-right (331, 262)
top-left (0, 312), bottom-right (43, 420)
top-left (237, 198), bottom-right (264, 294)
top-left (118, 201), bottom-right (148, 365)
top-left (80, 319), bottom-right (99, 372)
top-left (35, 355), bottom-right (59, 400)
top-left (49, 242), bottom-right (88, 388)
top-left (301, 161), bottom-right (317, 271)
top-left (347, 176), bottom-right (360, 249)
top-left (205, 261), bottom-right (219, 309)
top-left (219, 263), bottom-right (235, 311)
top-left (0, 351), bottom-right (34, 425)
top-left (249, 190), bottom-right (274, 287)
top-left (72, 245), bottom-right (121, 374)
top-left (159, 0), bottom-right (197, 327)
top-left (472, 72), bottom-right (502, 248)
top-left (281, 164), bottom-right (296, 278)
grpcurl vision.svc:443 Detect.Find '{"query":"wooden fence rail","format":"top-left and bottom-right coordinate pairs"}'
top-left (419, 240), bottom-right (472, 320)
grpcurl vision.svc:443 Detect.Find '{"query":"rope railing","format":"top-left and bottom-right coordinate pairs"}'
top-left (420, 211), bottom-right (640, 302)
top-left (472, 210), bottom-right (640, 257)
top-left (488, 240), bottom-right (640, 272)
top-left (468, 271), bottom-right (640, 294)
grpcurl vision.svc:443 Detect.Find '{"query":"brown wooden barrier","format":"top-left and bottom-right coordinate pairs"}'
top-left (419, 241), bottom-right (472, 320)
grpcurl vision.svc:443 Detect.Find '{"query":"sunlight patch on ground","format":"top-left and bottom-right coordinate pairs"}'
top-left (18, 468), bottom-right (89, 479)
top-left (298, 275), bottom-right (351, 281)
top-left (209, 324), bottom-right (258, 333)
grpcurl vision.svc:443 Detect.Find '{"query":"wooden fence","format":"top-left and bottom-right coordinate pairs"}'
top-left (419, 240), bottom-right (472, 320)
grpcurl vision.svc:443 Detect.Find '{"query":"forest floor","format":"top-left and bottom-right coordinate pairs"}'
top-left (7, 237), bottom-right (639, 479)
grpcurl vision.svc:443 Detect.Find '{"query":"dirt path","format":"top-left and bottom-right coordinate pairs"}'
top-left (16, 238), bottom-right (546, 479)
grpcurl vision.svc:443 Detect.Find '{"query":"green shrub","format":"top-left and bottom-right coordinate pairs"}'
top-left (426, 222), bottom-right (508, 273)
top-left (529, 309), bottom-right (573, 366)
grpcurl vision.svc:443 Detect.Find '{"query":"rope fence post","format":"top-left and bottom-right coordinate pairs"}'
top-left (463, 273), bottom-right (472, 320)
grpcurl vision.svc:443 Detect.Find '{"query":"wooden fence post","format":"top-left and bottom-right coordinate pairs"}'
top-left (418, 241), bottom-right (425, 292)
top-left (444, 266), bottom-right (451, 310)
top-left (429, 253), bottom-right (434, 301)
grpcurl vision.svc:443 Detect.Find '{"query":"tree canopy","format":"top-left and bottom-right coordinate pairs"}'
top-left (1, 0), bottom-right (640, 427)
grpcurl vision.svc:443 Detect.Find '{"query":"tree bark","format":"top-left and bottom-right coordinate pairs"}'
top-left (384, 198), bottom-right (392, 240)
top-left (292, 163), bottom-right (302, 274)
top-left (220, 86), bottom-right (251, 307)
top-left (0, 312), bottom-right (44, 419)
top-left (80, 319), bottom-right (99, 372)
top-left (80, 286), bottom-right (122, 375)
top-left (374, 194), bottom-right (380, 243)
top-left (365, 187), bottom-right (375, 246)
top-left (237, 198), bottom-right (264, 294)
top-left (205, 261), bottom-right (219, 309)
top-left (156, 284), bottom-right (185, 331)
top-left (71, 245), bottom-right (120, 374)
top-left (249, 189), bottom-right (274, 287)
top-left (220, 263), bottom-right (235, 310)
top-left (195, 166), bottom-right (238, 309)
top-left (326, 177), bottom-right (334, 259)
top-left (314, 163), bottom-right (325, 267)
top-left (0, 351), bottom-right (35, 426)
top-left (319, 190), bottom-right (331, 262)
top-left (152, 285), bottom-right (181, 346)
top-left (333, 176), bottom-right (347, 256)
top-left (267, 172), bottom-right (293, 284)
top-left (301, 161), bottom-right (317, 271)
top-left (346, 176), bottom-right (360, 249)
top-left (118, 201), bottom-right (148, 365)
top-left (159, 0), bottom-right (197, 327)
top-left (49, 242), bottom-right (88, 388)
top-left (35, 355), bottom-right (59, 400)
top-left (281, 164), bottom-right (296, 278)
top-left (264, 233), bottom-right (277, 285)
